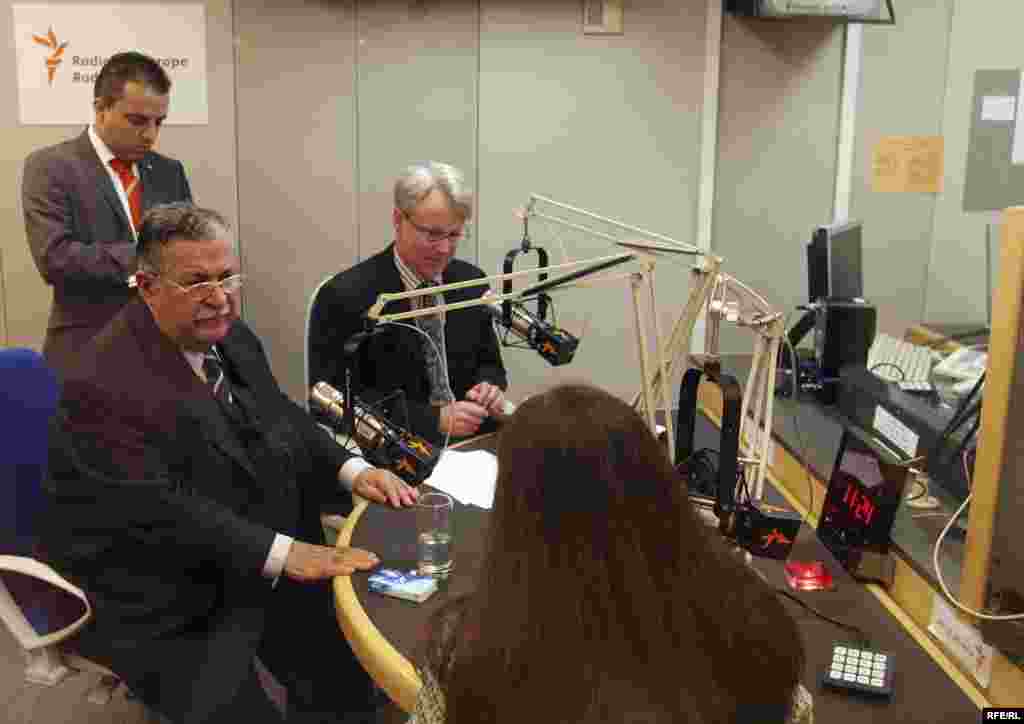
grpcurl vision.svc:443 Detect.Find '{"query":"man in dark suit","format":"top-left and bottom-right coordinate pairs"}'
top-left (309, 161), bottom-right (508, 445)
top-left (43, 203), bottom-right (417, 723)
top-left (22, 51), bottom-right (192, 377)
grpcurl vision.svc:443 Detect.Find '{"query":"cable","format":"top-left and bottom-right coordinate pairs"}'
top-left (904, 473), bottom-right (929, 503)
top-left (380, 319), bottom-right (454, 455)
top-left (869, 362), bottom-right (906, 381)
top-left (781, 319), bottom-right (815, 521)
top-left (774, 587), bottom-right (871, 648)
top-left (932, 480), bottom-right (1024, 620)
top-left (928, 372), bottom-right (985, 477)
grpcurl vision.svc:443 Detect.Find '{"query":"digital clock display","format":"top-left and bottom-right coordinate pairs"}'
top-left (818, 427), bottom-right (908, 572)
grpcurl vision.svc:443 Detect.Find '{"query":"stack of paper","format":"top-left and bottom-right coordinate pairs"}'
top-left (424, 449), bottom-right (498, 509)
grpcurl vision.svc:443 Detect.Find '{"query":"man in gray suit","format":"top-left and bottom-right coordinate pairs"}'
top-left (22, 51), bottom-right (192, 377)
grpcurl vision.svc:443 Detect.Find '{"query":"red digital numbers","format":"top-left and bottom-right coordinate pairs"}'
top-left (843, 481), bottom-right (876, 527)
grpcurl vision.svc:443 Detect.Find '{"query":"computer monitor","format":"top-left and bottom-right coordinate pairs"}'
top-left (807, 221), bottom-right (864, 302)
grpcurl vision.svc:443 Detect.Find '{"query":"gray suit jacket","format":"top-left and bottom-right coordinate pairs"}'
top-left (22, 130), bottom-right (191, 375)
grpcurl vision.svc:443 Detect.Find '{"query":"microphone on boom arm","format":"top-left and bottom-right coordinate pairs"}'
top-left (486, 297), bottom-right (579, 366)
top-left (495, 231), bottom-right (580, 366)
top-left (310, 382), bottom-right (439, 485)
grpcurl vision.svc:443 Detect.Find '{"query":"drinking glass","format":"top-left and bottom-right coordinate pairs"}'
top-left (416, 491), bottom-right (454, 578)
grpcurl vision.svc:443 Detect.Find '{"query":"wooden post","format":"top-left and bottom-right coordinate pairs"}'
top-left (959, 206), bottom-right (1024, 611)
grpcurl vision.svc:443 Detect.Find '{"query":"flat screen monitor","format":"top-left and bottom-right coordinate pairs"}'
top-left (808, 221), bottom-right (864, 302)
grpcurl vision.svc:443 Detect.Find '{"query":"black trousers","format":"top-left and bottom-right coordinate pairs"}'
top-left (149, 577), bottom-right (377, 724)
top-left (255, 577), bottom-right (379, 723)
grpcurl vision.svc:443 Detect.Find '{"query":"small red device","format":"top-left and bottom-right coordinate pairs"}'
top-left (784, 560), bottom-right (834, 591)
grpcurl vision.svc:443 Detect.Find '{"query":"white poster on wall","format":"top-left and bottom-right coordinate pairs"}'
top-left (12, 3), bottom-right (208, 125)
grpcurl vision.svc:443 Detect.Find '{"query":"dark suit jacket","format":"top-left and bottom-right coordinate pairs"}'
top-left (42, 298), bottom-right (354, 723)
top-left (309, 244), bottom-right (507, 444)
top-left (22, 130), bottom-right (191, 375)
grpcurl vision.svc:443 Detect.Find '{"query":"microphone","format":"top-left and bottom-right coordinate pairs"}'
top-left (310, 382), bottom-right (439, 485)
top-left (486, 298), bottom-right (579, 366)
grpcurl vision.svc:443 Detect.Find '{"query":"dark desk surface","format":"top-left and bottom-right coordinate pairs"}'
top-left (714, 355), bottom-right (967, 593)
top-left (336, 419), bottom-right (978, 720)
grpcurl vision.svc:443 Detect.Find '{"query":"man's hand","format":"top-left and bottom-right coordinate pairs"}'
top-left (283, 541), bottom-right (378, 583)
top-left (439, 400), bottom-right (488, 437)
top-left (466, 382), bottom-right (506, 417)
top-left (353, 467), bottom-right (419, 507)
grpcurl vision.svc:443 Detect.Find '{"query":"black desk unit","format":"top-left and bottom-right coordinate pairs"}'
top-left (713, 355), bottom-right (969, 593)
top-left (334, 419), bottom-right (978, 721)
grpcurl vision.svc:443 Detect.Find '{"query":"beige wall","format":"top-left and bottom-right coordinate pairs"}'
top-left (925, 1), bottom-right (1024, 324)
top-left (852, 1), bottom-right (1024, 329)
top-left (7, 0), bottom-right (995, 405)
top-left (852, 0), bottom-right (952, 336)
top-left (232, 0), bottom-right (715, 404)
top-left (714, 16), bottom-right (843, 355)
top-left (0, 0), bottom-right (238, 351)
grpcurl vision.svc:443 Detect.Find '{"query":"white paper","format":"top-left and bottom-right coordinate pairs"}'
top-left (1012, 72), bottom-right (1024, 164)
top-left (981, 95), bottom-right (1016, 122)
top-left (872, 406), bottom-right (919, 458)
top-left (424, 449), bottom-right (498, 509)
top-left (12, 4), bottom-right (208, 125)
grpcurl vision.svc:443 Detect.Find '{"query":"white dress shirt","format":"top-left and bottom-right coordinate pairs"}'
top-left (88, 125), bottom-right (139, 240)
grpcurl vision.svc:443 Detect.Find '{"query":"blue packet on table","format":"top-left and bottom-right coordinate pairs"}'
top-left (367, 568), bottom-right (438, 603)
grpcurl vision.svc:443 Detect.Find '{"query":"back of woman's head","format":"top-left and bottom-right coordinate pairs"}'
top-left (435, 384), bottom-right (804, 724)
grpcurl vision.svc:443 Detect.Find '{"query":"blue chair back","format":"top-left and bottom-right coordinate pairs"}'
top-left (0, 348), bottom-right (59, 556)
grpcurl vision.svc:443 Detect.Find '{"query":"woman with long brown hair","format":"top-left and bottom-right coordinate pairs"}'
top-left (413, 383), bottom-right (812, 724)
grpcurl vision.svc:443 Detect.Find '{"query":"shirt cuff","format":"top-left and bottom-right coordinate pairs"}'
top-left (339, 456), bottom-right (372, 492)
top-left (263, 533), bottom-right (294, 582)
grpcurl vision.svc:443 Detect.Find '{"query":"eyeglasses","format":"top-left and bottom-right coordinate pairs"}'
top-left (162, 274), bottom-right (244, 302)
top-left (401, 209), bottom-right (465, 243)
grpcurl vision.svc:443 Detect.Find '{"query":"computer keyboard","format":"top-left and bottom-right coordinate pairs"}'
top-left (866, 333), bottom-right (936, 384)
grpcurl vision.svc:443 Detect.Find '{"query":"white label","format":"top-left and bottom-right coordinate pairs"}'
top-left (928, 595), bottom-right (994, 688)
top-left (872, 406), bottom-right (918, 458)
top-left (12, 4), bottom-right (209, 125)
top-left (981, 95), bottom-right (1016, 122)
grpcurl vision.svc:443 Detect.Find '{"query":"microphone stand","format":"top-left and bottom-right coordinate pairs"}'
top-left (503, 208), bottom-right (551, 331)
top-left (341, 328), bottom-right (373, 445)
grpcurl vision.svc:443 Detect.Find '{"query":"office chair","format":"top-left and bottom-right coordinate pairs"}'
top-left (304, 273), bottom-right (336, 412)
top-left (0, 348), bottom-right (122, 704)
top-left (305, 274), bottom-right (354, 532)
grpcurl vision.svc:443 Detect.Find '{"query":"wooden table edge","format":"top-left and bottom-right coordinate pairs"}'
top-left (332, 434), bottom-right (493, 713)
top-left (333, 497), bottom-right (422, 713)
top-left (698, 379), bottom-right (995, 709)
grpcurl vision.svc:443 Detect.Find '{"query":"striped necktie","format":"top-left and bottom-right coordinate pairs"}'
top-left (417, 282), bottom-right (449, 405)
top-left (202, 351), bottom-right (233, 407)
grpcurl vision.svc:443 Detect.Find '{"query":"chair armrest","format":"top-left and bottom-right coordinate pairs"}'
top-left (0, 555), bottom-right (92, 650)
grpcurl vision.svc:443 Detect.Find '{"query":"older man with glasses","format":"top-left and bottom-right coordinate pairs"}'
top-left (309, 161), bottom-right (508, 445)
top-left (42, 202), bottom-right (416, 723)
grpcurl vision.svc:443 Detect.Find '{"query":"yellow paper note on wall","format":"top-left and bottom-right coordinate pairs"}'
top-left (872, 136), bottom-right (944, 193)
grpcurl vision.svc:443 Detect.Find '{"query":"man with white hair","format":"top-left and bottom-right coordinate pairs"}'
top-left (309, 161), bottom-right (508, 444)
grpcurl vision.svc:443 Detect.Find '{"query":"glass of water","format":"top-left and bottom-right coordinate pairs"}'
top-left (416, 491), bottom-right (454, 578)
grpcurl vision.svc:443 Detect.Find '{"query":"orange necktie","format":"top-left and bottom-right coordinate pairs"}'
top-left (109, 158), bottom-right (142, 230)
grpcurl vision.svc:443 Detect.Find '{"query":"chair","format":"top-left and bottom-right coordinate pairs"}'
top-left (0, 348), bottom-right (122, 704)
top-left (304, 273), bottom-right (336, 412)
top-left (305, 274), bottom-right (354, 531)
